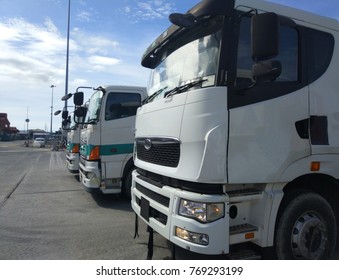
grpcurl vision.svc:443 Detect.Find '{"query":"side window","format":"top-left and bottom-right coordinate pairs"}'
top-left (306, 28), bottom-right (334, 83)
top-left (236, 16), bottom-right (298, 85)
top-left (105, 92), bottom-right (141, 121)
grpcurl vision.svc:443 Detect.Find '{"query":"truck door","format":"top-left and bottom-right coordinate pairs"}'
top-left (306, 29), bottom-right (336, 155)
top-left (100, 90), bottom-right (142, 179)
top-left (227, 15), bottom-right (311, 184)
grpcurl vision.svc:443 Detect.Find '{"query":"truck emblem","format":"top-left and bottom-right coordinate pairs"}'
top-left (144, 139), bottom-right (152, 150)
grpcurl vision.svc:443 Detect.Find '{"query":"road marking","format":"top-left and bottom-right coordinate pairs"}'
top-left (49, 152), bottom-right (65, 170)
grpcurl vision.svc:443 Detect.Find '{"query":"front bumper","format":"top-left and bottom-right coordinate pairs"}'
top-left (79, 159), bottom-right (101, 189)
top-left (66, 152), bottom-right (79, 173)
top-left (131, 170), bottom-right (230, 255)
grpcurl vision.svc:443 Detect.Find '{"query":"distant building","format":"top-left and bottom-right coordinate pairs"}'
top-left (0, 113), bottom-right (20, 141)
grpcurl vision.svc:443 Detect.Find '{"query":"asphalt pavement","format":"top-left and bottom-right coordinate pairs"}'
top-left (1, 141), bottom-right (338, 260)
top-left (0, 141), bottom-right (171, 260)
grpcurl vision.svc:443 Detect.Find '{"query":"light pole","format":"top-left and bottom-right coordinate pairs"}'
top-left (64, 0), bottom-right (71, 111)
top-left (25, 106), bottom-right (30, 147)
top-left (50, 85), bottom-right (56, 134)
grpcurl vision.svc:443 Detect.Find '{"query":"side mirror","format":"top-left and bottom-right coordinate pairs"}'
top-left (62, 118), bottom-right (70, 130)
top-left (252, 60), bottom-right (282, 83)
top-left (54, 110), bottom-right (62, 116)
top-left (73, 92), bottom-right (84, 106)
top-left (251, 12), bottom-right (279, 61)
top-left (61, 93), bottom-right (73, 101)
top-left (62, 110), bottom-right (69, 120)
top-left (74, 106), bottom-right (87, 118)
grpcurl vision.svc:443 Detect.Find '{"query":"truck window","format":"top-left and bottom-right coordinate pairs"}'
top-left (86, 90), bottom-right (103, 123)
top-left (236, 16), bottom-right (298, 85)
top-left (105, 92), bottom-right (141, 121)
top-left (305, 28), bottom-right (334, 83)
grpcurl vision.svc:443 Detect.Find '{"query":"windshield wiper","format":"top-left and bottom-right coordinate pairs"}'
top-left (164, 78), bottom-right (207, 98)
top-left (143, 86), bottom-right (168, 104)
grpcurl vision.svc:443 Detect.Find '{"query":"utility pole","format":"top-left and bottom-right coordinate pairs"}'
top-left (50, 85), bottom-right (56, 134)
top-left (64, 0), bottom-right (71, 111)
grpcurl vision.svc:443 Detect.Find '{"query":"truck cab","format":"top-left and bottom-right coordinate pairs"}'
top-left (65, 112), bottom-right (81, 173)
top-left (73, 85), bottom-right (147, 197)
top-left (131, 0), bottom-right (339, 259)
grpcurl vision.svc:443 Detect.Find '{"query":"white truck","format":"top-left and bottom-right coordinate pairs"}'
top-left (65, 112), bottom-right (81, 173)
top-left (131, 0), bottom-right (339, 259)
top-left (73, 85), bottom-right (147, 196)
top-left (62, 87), bottom-right (92, 173)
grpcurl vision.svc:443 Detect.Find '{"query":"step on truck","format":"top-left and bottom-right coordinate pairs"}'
top-left (131, 0), bottom-right (339, 259)
top-left (71, 85), bottom-right (147, 196)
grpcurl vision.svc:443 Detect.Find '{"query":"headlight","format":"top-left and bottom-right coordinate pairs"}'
top-left (86, 172), bottom-right (97, 179)
top-left (179, 199), bottom-right (224, 223)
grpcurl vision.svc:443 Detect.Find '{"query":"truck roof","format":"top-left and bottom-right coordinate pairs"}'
top-left (100, 85), bottom-right (146, 90)
top-left (99, 85), bottom-right (148, 100)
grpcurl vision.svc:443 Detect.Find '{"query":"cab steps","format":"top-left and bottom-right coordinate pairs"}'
top-left (228, 249), bottom-right (262, 260)
top-left (230, 223), bottom-right (259, 245)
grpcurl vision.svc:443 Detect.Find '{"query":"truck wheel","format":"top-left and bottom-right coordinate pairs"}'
top-left (122, 168), bottom-right (134, 199)
top-left (275, 191), bottom-right (336, 259)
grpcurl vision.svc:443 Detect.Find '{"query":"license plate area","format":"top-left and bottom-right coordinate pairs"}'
top-left (140, 197), bottom-right (150, 222)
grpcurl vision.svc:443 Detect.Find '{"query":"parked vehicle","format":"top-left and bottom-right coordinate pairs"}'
top-left (65, 112), bottom-right (81, 173)
top-left (70, 85), bottom-right (147, 197)
top-left (131, 0), bottom-right (339, 259)
top-left (59, 87), bottom-right (91, 173)
top-left (32, 138), bottom-right (45, 148)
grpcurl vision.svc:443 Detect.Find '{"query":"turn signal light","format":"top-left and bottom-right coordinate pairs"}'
top-left (72, 144), bottom-right (80, 153)
top-left (310, 161), bottom-right (320, 172)
top-left (89, 146), bottom-right (100, 160)
top-left (245, 232), bottom-right (255, 239)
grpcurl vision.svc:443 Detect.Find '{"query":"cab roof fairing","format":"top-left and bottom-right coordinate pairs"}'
top-left (141, 0), bottom-right (235, 69)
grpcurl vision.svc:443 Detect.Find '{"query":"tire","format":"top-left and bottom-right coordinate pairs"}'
top-left (122, 168), bottom-right (134, 199)
top-left (275, 191), bottom-right (336, 259)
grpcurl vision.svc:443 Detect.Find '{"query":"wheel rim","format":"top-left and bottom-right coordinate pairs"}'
top-left (291, 211), bottom-right (328, 259)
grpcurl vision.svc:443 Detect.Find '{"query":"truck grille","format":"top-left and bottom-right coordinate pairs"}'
top-left (135, 182), bottom-right (168, 225)
top-left (136, 137), bottom-right (180, 167)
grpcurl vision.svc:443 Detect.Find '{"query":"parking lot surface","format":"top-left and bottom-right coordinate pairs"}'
top-left (0, 141), bottom-right (171, 260)
top-left (1, 141), bottom-right (339, 260)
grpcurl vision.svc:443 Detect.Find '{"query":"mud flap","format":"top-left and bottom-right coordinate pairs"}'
top-left (134, 213), bottom-right (139, 239)
top-left (147, 226), bottom-right (154, 260)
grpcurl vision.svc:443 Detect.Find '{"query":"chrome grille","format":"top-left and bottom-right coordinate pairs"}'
top-left (136, 137), bottom-right (180, 167)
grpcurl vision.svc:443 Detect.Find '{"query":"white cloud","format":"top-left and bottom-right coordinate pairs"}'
top-left (69, 78), bottom-right (90, 89)
top-left (124, 6), bottom-right (131, 13)
top-left (0, 17), bottom-right (124, 88)
top-left (0, 16), bottom-right (149, 130)
top-left (87, 55), bottom-right (121, 71)
top-left (71, 29), bottom-right (119, 56)
top-left (123, 0), bottom-right (175, 22)
top-left (0, 18), bottom-right (65, 86)
top-left (76, 10), bottom-right (93, 22)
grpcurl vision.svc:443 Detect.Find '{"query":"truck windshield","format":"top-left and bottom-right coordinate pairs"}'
top-left (147, 16), bottom-right (223, 102)
top-left (70, 112), bottom-right (77, 130)
top-left (86, 90), bottom-right (103, 123)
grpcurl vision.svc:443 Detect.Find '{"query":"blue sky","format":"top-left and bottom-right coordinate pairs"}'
top-left (0, 0), bottom-right (338, 131)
